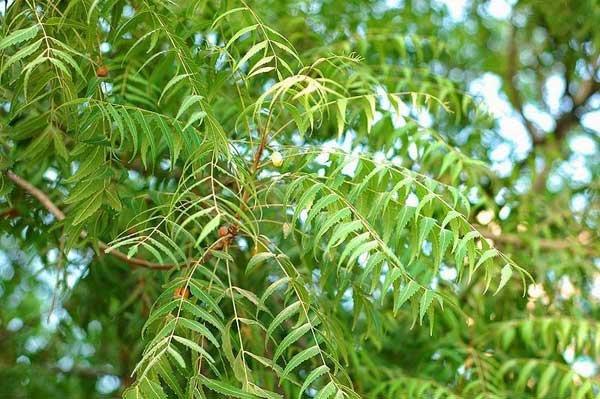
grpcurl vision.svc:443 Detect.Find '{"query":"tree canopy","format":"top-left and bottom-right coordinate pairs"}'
top-left (0, 0), bottom-right (598, 398)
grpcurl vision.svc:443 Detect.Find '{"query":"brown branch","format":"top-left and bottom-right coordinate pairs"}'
top-left (5, 170), bottom-right (174, 270)
top-left (553, 78), bottom-right (599, 141)
top-left (507, 21), bottom-right (599, 150)
top-left (530, 76), bottom-right (598, 191)
top-left (477, 226), bottom-right (597, 255)
top-left (5, 117), bottom-right (273, 270)
top-left (505, 25), bottom-right (540, 144)
top-left (0, 208), bottom-right (19, 217)
top-left (7, 171), bottom-right (67, 220)
top-left (235, 126), bottom-right (271, 227)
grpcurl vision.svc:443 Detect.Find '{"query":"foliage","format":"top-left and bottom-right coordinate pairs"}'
top-left (0, 0), bottom-right (598, 398)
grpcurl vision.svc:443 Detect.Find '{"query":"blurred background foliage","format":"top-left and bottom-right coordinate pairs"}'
top-left (0, 0), bottom-right (598, 398)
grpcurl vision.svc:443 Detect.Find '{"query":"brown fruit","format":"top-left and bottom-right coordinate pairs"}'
top-left (173, 287), bottom-right (190, 299)
top-left (218, 226), bottom-right (229, 237)
top-left (96, 65), bottom-right (108, 78)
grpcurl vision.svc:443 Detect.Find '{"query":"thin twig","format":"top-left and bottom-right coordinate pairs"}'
top-left (5, 170), bottom-right (175, 270)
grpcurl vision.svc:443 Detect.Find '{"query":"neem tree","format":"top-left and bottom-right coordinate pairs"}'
top-left (0, 1), bottom-right (598, 398)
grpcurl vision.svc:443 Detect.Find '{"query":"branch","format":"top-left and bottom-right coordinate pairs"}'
top-left (506, 23), bottom-right (599, 149)
top-left (505, 25), bottom-right (541, 144)
top-left (530, 76), bottom-right (598, 191)
top-left (553, 78), bottom-right (599, 141)
top-left (477, 226), bottom-right (597, 255)
top-left (5, 170), bottom-right (174, 270)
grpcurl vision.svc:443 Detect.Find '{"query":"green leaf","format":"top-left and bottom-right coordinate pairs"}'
top-left (475, 248), bottom-right (498, 271)
top-left (435, 228), bottom-right (454, 267)
top-left (159, 73), bottom-right (190, 104)
top-left (396, 206), bottom-right (415, 232)
top-left (336, 99), bottom-right (347, 138)
top-left (236, 40), bottom-right (268, 70)
top-left (195, 215), bottom-right (221, 247)
top-left (326, 220), bottom-right (362, 253)
top-left (314, 207), bottom-right (351, 252)
top-left (176, 95), bottom-right (204, 120)
top-left (419, 289), bottom-right (434, 324)
top-left (181, 300), bottom-right (225, 333)
top-left (305, 193), bottom-right (338, 227)
top-left (225, 24), bottom-right (259, 50)
top-left (156, 358), bottom-right (185, 397)
top-left (178, 317), bottom-right (220, 348)
top-left (0, 39), bottom-right (42, 75)
top-left (537, 363), bottom-right (556, 397)
top-left (172, 335), bottom-right (215, 363)
top-left (166, 345), bottom-right (186, 369)
top-left (394, 280), bottom-right (420, 315)
top-left (273, 322), bottom-right (312, 362)
top-left (315, 382), bottom-right (337, 399)
top-left (123, 385), bottom-right (142, 399)
top-left (247, 251), bottom-right (276, 274)
top-left (0, 26), bottom-right (39, 50)
top-left (281, 345), bottom-right (320, 380)
top-left (139, 377), bottom-right (167, 399)
top-left (187, 280), bottom-right (225, 319)
top-left (267, 301), bottom-right (301, 340)
top-left (199, 376), bottom-right (258, 399)
top-left (440, 210), bottom-right (462, 230)
top-left (298, 365), bottom-right (330, 399)
top-left (183, 111), bottom-right (206, 130)
top-left (103, 187), bottom-right (122, 211)
top-left (417, 216), bottom-right (435, 248)
top-left (494, 264), bottom-right (513, 295)
top-left (260, 277), bottom-right (292, 305)
top-left (72, 191), bottom-right (103, 225)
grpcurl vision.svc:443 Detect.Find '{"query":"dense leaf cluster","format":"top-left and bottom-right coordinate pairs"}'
top-left (0, 1), bottom-right (598, 398)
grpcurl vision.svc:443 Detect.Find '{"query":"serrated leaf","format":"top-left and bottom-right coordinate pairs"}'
top-left (72, 191), bottom-right (103, 225)
top-left (419, 289), bottom-right (434, 324)
top-left (246, 251), bottom-right (276, 274)
top-left (172, 335), bottom-right (214, 363)
top-left (181, 300), bottom-right (225, 333)
top-left (0, 26), bottom-right (39, 50)
top-left (475, 248), bottom-right (498, 271)
top-left (260, 277), bottom-right (292, 305)
top-left (166, 345), bottom-right (186, 369)
top-left (183, 111), bottom-right (206, 131)
top-left (273, 322), bottom-right (312, 362)
top-left (159, 73), bottom-right (190, 104)
top-left (316, 382), bottom-right (336, 399)
top-left (195, 215), bottom-right (221, 247)
top-left (298, 365), bottom-right (330, 399)
top-left (176, 95), bottom-right (204, 120)
top-left (267, 301), bottom-right (301, 340)
top-left (494, 264), bottom-right (513, 295)
top-left (394, 280), bottom-right (420, 315)
top-left (139, 377), bottom-right (167, 399)
top-left (178, 317), bottom-right (220, 348)
top-left (199, 376), bottom-right (257, 399)
top-left (281, 345), bottom-right (320, 380)
top-left (1, 39), bottom-right (42, 75)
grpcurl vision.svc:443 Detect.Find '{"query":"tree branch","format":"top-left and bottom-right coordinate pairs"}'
top-left (553, 78), bottom-right (599, 141)
top-left (505, 25), bottom-right (541, 144)
top-left (5, 170), bottom-right (174, 270)
top-left (477, 226), bottom-right (596, 255)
